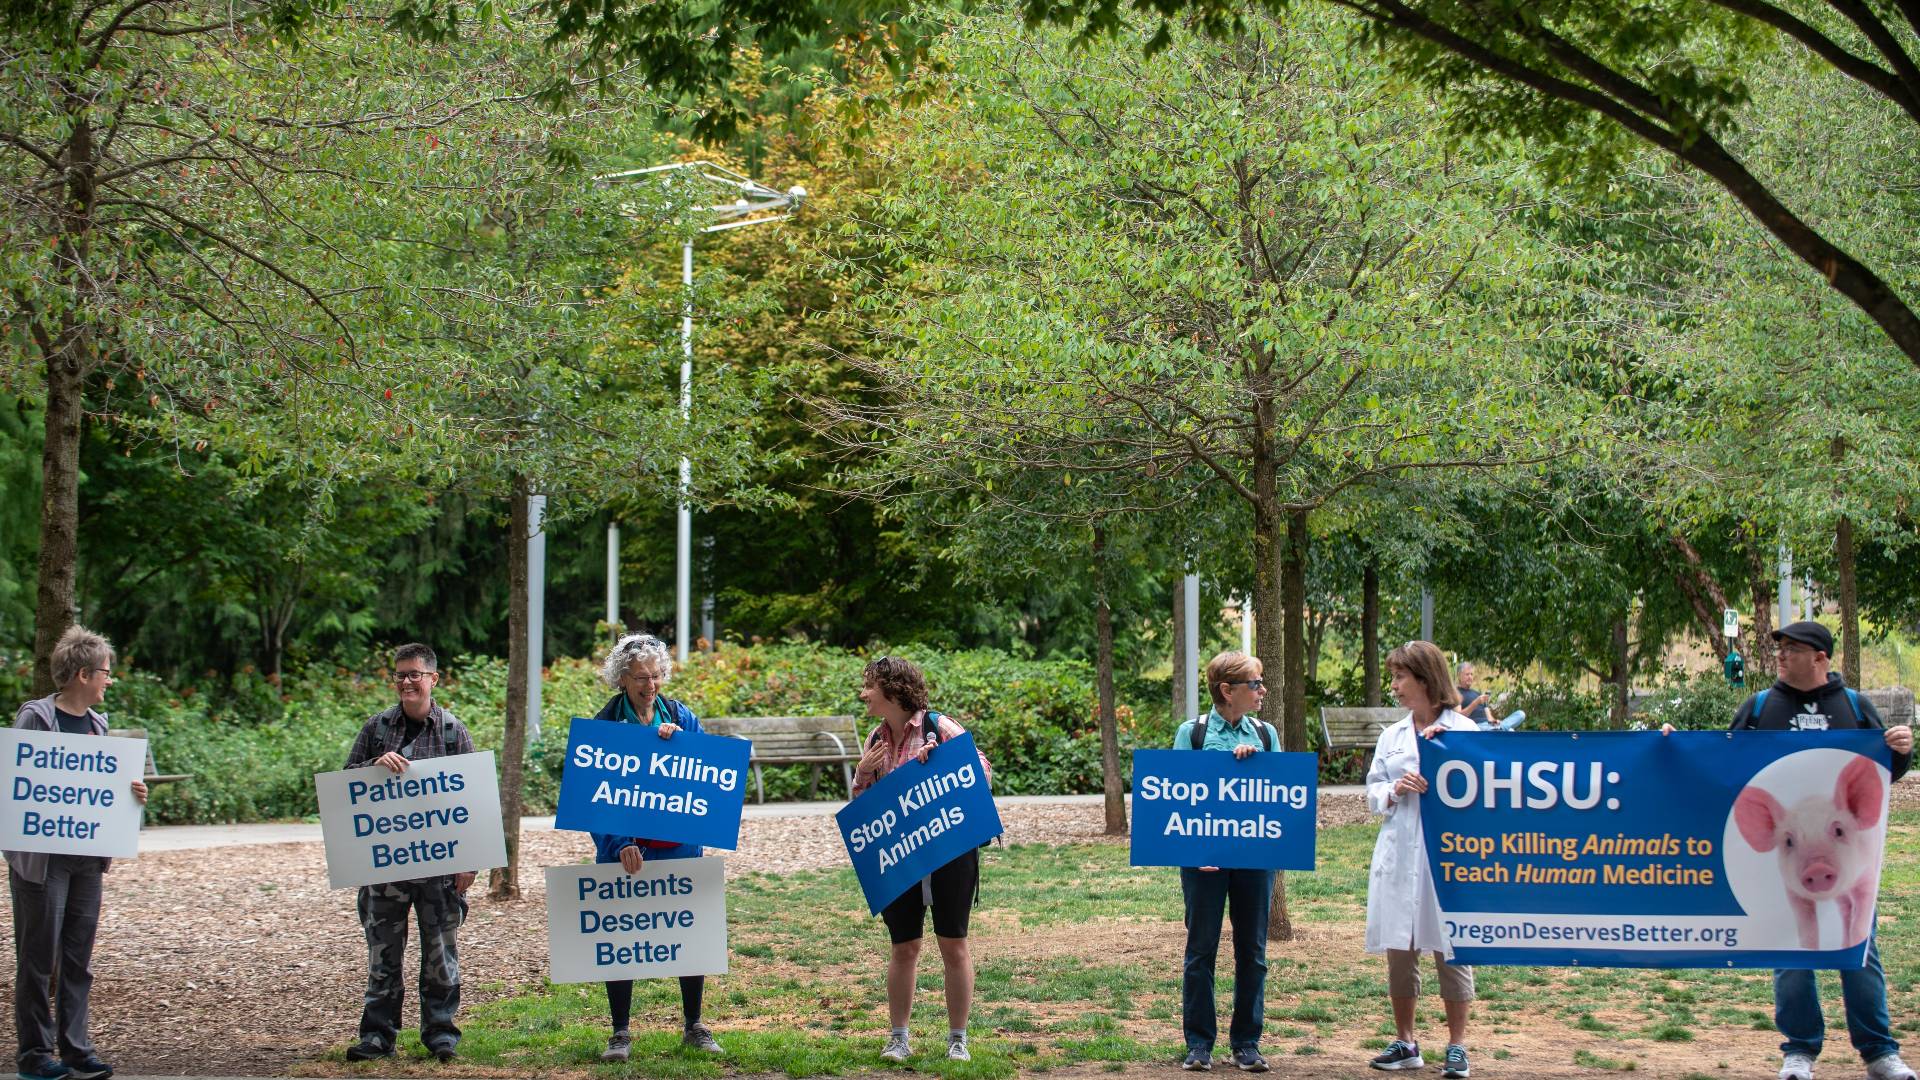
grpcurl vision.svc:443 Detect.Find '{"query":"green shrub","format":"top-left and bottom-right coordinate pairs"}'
top-left (101, 642), bottom-right (1150, 824)
top-left (1499, 680), bottom-right (1609, 731)
top-left (1637, 670), bottom-right (1748, 731)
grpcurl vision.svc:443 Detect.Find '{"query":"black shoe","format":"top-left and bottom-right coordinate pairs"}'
top-left (63, 1059), bottom-right (111, 1080)
top-left (430, 1045), bottom-right (457, 1063)
top-left (1183, 1049), bottom-right (1214, 1071)
top-left (344, 1040), bottom-right (393, 1062)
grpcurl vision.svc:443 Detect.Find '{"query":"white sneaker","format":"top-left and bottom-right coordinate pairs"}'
top-left (880, 1035), bottom-right (911, 1062)
top-left (1868, 1054), bottom-right (1917, 1080)
top-left (947, 1034), bottom-right (971, 1061)
top-left (1778, 1051), bottom-right (1813, 1080)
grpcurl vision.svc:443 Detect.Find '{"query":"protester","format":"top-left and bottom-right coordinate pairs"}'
top-left (1171, 650), bottom-right (1278, 1073)
top-left (1454, 662), bottom-right (1492, 725)
top-left (1364, 640), bottom-right (1479, 1078)
top-left (589, 633), bottom-right (725, 1062)
top-left (1719, 621), bottom-right (1912, 1080)
top-left (342, 643), bottom-right (475, 1063)
top-left (8, 626), bottom-right (148, 1080)
top-left (851, 656), bottom-right (993, 1063)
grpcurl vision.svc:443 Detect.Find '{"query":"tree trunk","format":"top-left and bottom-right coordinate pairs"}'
top-left (30, 109), bottom-right (96, 697)
top-left (32, 354), bottom-right (83, 696)
top-left (1094, 528), bottom-right (1126, 835)
top-left (490, 476), bottom-right (531, 901)
top-left (1608, 616), bottom-right (1630, 729)
top-left (1668, 533), bottom-right (1736, 659)
top-left (1746, 542), bottom-right (1777, 679)
top-left (1837, 514), bottom-right (1860, 687)
top-left (1280, 508), bottom-right (1309, 752)
top-left (1363, 561), bottom-right (1381, 707)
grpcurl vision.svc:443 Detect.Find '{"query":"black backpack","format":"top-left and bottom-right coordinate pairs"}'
top-left (1190, 715), bottom-right (1275, 751)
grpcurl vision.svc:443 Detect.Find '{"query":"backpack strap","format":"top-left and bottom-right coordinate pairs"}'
top-left (1846, 688), bottom-right (1863, 725)
top-left (1189, 715), bottom-right (1273, 751)
top-left (1258, 721), bottom-right (1274, 752)
top-left (1754, 688), bottom-right (1769, 723)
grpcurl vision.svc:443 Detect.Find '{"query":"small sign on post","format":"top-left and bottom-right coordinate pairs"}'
top-left (1723, 608), bottom-right (1740, 639)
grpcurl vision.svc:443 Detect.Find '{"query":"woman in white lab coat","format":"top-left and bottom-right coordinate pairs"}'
top-left (1363, 640), bottom-right (1480, 1078)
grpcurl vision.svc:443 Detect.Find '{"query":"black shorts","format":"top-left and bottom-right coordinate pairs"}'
top-left (880, 848), bottom-right (980, 944)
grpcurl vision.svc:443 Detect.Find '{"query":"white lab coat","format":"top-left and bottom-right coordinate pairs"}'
top-left (1364, 709), bottom-right (1480, 957)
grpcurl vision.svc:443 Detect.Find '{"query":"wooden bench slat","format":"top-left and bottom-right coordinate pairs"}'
top-left (106, 727), bottom-right (193, 786)
top-left (699, 715), bottom-right (862, 802)
top-left (1318, 707), bottom-right (1404, 753)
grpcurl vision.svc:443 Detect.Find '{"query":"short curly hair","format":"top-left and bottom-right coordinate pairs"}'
top-left (863, 655), bottom-right (929, 715)
top-left (51, 625), bottom-right (113, 688)
top-left (601, 634), bottom-right (673, 688)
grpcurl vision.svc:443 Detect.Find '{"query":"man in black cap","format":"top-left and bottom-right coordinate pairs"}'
top-left (1732, 620), bottom-right (1913, 1080)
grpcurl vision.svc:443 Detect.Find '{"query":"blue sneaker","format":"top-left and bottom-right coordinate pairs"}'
top-left (62, 1059), bottom-right (110, 1080)
top-left (1442, 1044), bottom-right (1470, 1078)
top-left (18, 1062), bottom-right (71, 1080)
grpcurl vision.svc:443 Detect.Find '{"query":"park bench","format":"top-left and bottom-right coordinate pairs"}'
top-left (700, 714), bottom-right (863, 803)
top-left (1318, 707), bottom-right (1405, 754)
top-left (106, 727), bottom-right (192, 786)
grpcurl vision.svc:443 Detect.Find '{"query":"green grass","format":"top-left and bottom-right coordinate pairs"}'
top-left (342, 811), bottom-right (1920, 1076)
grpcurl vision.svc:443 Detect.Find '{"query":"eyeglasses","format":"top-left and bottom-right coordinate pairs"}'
top-left (1231, 679), bottom-right (1266, 691)
top-left (625, 670), bottom-right (666, 683)
top-left (1776, 642), bottom-right (1815, 657)
top-left (393, 670), bottom-right (436, 684)
top-left (85, 668), bottom-right (113, 678)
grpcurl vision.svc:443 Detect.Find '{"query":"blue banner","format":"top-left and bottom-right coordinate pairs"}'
top-left (836, 732), bottom-right (1003, 914)
top-left (1129, 749), bottom-right (1318, 870)
top-left (555, 719), bottom-right (750, 850)
top-left (1420, 730), bottom-right (1892, 969)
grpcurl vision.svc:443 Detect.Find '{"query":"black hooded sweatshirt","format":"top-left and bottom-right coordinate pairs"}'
top-left (1731, 672), bottom-right (1910, 781)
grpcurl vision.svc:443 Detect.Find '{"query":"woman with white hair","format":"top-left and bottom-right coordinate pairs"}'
top-left (587, 633), bottom-right (724, 1061)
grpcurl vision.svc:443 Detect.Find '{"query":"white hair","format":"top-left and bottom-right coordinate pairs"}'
top-left (601, 633), bottom-right (673, 687)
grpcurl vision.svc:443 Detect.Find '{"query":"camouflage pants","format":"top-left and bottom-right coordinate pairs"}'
top-left (356, 878), bottom-right (466, 1052)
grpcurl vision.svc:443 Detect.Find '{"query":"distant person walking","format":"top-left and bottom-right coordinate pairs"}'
top-left (589, 633), bottom-right (724, 1063)
top-left (1365, 641), bottom-right (1478, 1078)
top-left (342, 643), bottom-right (475, 1063)
top-left (8, 626), bottom-right (147, 1080)
top-left (1173, 650), bottom-right (1277, 1073)
top-left (851, 656), bottom-right (993, 1064)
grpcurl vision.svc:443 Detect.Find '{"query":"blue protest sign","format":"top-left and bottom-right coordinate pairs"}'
top-left (1420, 730), bottom-right (1891, 969)
top-left (555, 719), bottom-right (750, 850)
top-left (836, 732), bottom-right (1002, 914)
top-left (1129, 749), bottom-right (1318, 870)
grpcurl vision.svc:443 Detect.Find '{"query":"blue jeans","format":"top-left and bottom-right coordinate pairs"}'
top-left (1180, 867), bottom-right (1272, 1054)
top-left (1775, 934), bottom-right (1898, 1063)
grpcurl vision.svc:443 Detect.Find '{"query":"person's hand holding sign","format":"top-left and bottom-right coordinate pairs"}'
top-left (619, 844), bottom-right (645, 874)
top-left (131, 778), bottom-right (148, 804)
top-left (913, 740), bottom-right (934, 765)
top-left (375, 751), bottom-right (409, 774)
top-left (657, 723), bottom-right (680, 739)
top-left (1232, 744), bottom-right (1256, 760)
top-left (1887, 725), bottom-right (1913, 755)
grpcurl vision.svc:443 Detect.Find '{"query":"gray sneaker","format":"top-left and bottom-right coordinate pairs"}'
top-left (601, 1030), bottom-right (632, 1062)
top-left (1778, 1051), bottom-right (1813, 1080)
top-left (880, 1035), bottom-right (912, 1062)
top-left (682, 1023), bottom-right (724, 1053)
top-left (947, 1034), bottom-right (971, 1062)
top-left (1868, 1055), bottom-right (1917, 1080)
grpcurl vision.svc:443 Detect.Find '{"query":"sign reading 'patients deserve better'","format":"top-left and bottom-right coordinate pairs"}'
top-left (0, 728), bottom-right (145, 859)
top-left (1421, 730), bottom-right (1891, 969)
top-left (1129, 749), bottom-right (1319, 870)
top-left (545, 856), bottom-right (729, 983)
top-left (554, 719), bottom-right (750, 850)
top-left (315, 751), bottom-right (507, 889)
top-left (837, 731), bottom-right (1002, 914)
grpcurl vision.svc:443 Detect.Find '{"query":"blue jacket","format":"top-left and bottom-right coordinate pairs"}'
top-left (587, 692), bottom-right (704, 863)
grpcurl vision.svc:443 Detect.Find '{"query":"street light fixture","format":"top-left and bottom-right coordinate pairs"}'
top-left (598, 162), bottom-right (806, 661)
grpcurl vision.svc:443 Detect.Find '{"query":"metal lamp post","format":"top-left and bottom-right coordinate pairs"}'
top-left (597, 162), bottom-right (805, 661)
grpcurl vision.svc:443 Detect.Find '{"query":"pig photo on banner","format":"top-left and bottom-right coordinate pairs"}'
top-left (1419, 730), bottom-right (1891, 969)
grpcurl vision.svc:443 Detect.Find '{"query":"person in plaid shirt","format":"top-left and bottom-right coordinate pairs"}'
top-left (341, 643), bottom-right (476, 1064)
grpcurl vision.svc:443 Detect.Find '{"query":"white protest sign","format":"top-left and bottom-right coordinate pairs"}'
top-left (315, 751), bottom-right (507, 889)
top-left (0, 728), bottom-right (145, 858)
top-left (545, 857), bottom-right (729, 984)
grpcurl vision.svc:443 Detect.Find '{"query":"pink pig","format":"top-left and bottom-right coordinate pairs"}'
top-left (1734, 755), bottom-right (1884, 950)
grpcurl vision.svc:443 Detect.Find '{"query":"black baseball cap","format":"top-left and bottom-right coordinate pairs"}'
top-left (1771, 620), bottom-right (1834, 656)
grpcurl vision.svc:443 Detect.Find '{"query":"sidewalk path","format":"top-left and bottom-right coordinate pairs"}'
top-left (137, 789), bottom-right (1370, 851)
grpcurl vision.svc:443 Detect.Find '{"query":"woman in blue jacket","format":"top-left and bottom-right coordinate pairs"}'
top-left (590, 633), bottom-right (724, 1062)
